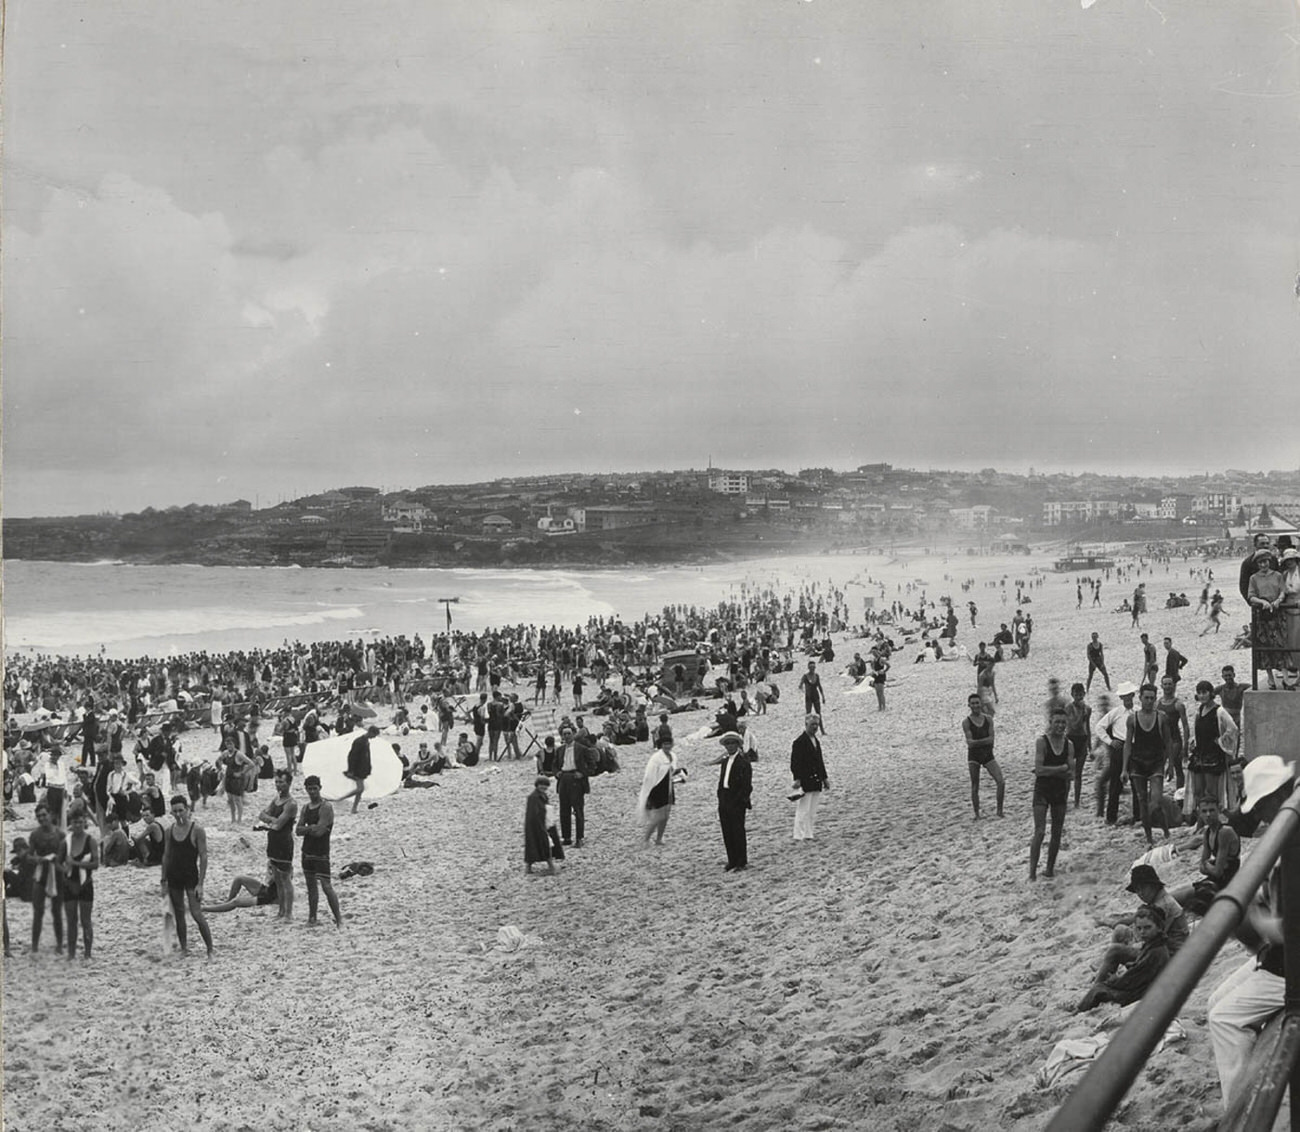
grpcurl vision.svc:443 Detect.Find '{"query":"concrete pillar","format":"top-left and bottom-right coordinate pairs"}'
top-left (1242, 689), bottom-right (1300, 763)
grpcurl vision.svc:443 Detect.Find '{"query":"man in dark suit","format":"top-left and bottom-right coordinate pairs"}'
top-left (1163, 637), bottom-right (1189, 688)
top-left (790, 713), bottom-right (830, 841)
top-left (715, 732), bottom-right (752, 872)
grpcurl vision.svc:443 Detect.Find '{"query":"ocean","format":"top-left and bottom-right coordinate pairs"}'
top-left (1, 556), bottom-right (895, 659)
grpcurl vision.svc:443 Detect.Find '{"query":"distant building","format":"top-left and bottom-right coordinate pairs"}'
top-left (481, 514), bottom-right (514, 534)
top-left (537, 515), bottom-right (576, 536)
top-left (382, 501), bottom-right (431, 524)
top-left (949, 505), bottom-right (996, 530)
top-left (708, 472), bottom-right (750, 495)
top-left (300, 514), bottom-right (328, 525)
top-left (1042, 501), bottom-right (1095, 526)
top-left (1158, 494), bottom-right (1192, 521)
top-left (1194, 491), bottom-right (1244, 517)
top-left (568, 506), bottom-right (657, 533)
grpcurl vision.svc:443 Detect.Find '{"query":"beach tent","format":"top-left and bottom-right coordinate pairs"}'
top-left (298, 731), bottom-right (404, 802)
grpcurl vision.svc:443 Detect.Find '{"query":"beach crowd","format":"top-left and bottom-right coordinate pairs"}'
top-left (5, 531), bottom-right (1300, 1121)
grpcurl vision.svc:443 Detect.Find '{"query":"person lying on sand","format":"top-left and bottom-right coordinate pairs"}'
top-left (202, 866), bottom-right (280, 914)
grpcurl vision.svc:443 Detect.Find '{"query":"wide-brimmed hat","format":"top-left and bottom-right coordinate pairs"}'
top-left (1115, 681), bottom-right (1139, 698)
top-left (1242, 756), bottom-right (1296, 813)
top-left (717, 732), bottom-right (743, 746)
top-left (1126, 864), bottom-right (1163, 892)
top-left (1280, 548), bottom-right (1299, 564)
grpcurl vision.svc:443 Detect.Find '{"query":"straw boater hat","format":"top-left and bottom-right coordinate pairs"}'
top-left (708, 732), bottom-right (743, 764)
top-left (1241, 756), bottom-right (1296, 813)
top-left (1115, 682), bottom-right (1139, 698)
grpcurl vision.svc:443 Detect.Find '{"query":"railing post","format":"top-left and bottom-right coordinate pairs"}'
top-left (1252, 610), bottom-right (1260, 692)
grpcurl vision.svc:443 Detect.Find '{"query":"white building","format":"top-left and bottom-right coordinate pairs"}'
top-left (708, 471), bottom-right (750, 495)
top-left (949, 505), bottom-right (996, 530)
top-left (537, 515), bottom-right (576, 536)
top-left (1042, 501), bottom-right (1094, 526)
top-left (382, 501), bottom-right (431, 524)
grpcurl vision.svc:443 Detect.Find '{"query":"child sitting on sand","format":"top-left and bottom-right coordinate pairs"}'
top-left (1076, 904), bottom-right (1170, 1012)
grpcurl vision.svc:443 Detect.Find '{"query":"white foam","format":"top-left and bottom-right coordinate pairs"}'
top-left (5, 604), bottom-right (365, 651)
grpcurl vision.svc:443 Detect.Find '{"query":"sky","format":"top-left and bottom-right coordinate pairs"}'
top-left (3, 0), bottom-right (1299, 516)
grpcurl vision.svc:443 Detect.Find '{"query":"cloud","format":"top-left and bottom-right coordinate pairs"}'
top-left (4, 2), bottom-right (1300, 514)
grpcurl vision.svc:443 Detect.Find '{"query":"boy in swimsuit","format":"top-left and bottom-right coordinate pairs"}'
top-left (1124, 685), bottom-right (1171, 848)
top-left (961, 694), bottom-right (1004, 819)
top-left (1030, 707), bottom-right (1075, 880)
top-left (161, 795), bottom-right (214, 957)
top-left (296, 776), bottom-right (343, 928)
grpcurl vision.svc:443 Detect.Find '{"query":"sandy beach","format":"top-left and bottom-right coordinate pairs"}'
top-left (3, 552), bottom-right (1251, 1130)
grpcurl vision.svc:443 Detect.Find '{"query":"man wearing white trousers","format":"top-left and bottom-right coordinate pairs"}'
top-left (790, 713), bottom-right (829, 841)
top-left (1207, 755), bottom-right (1295, 1107)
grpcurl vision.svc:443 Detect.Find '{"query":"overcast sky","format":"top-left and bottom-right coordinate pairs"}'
top-left (4, 1), bottom-right (1299, 516)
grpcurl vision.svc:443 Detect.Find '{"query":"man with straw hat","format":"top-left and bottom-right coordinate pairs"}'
top-left (713, 732), bottom-right (752, 872)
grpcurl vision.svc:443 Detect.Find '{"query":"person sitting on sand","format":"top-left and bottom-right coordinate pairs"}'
top-left (134, 808), bottom-right (165, 866)
top-left (1106, 864), bottom-right (1191, 954)
top-left (1076, 904), bottom-right (1170, 1012)
top-left (99, 816), bottom-right (133, 867)
top-left (1169, 796), bottom-right (1240, 918)
top-left (202, 865), bottom-right (280, 913)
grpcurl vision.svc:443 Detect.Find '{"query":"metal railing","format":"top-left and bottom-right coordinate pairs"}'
top-left (1046, 790), bottom-right (1300, 1132)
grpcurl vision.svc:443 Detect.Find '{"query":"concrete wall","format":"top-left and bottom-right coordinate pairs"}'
top-left (1241, 689), bottom-right (1300, 762)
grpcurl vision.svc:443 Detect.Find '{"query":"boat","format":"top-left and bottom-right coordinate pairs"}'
top-left (1053, 546), bottom-right (1115, 572)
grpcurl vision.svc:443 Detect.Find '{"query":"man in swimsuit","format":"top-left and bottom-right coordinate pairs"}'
top-left (295, 776), bottom-right (343, 927)
top-left (1086, 633), bottom-right (1110, 691)
top-left (256, 769), bottom-right (297, 920)
top-left (59, 809), bottom-right (98, 960)
top-left (962, 693), bottom-right (1004, 819)
top-left (798, 661), bottom-right (826, 733)
top-left (161, 795), bottom-right (214, 957)
top-left (1156, 675), bottom-right (1190, 792)
top-left (1030, 707), bottom-right (1075, 880)
top-left (1171, 796), bottom-right (1241, 917)
top-left (1139, 634), bottom-right (1158, 688)
top-left (28, 803), bottom-right (65, 954)
top-left (1065, 683), bottom-right (1092, 808)
top-left (1124, 685), bottom-right (1171, 848)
